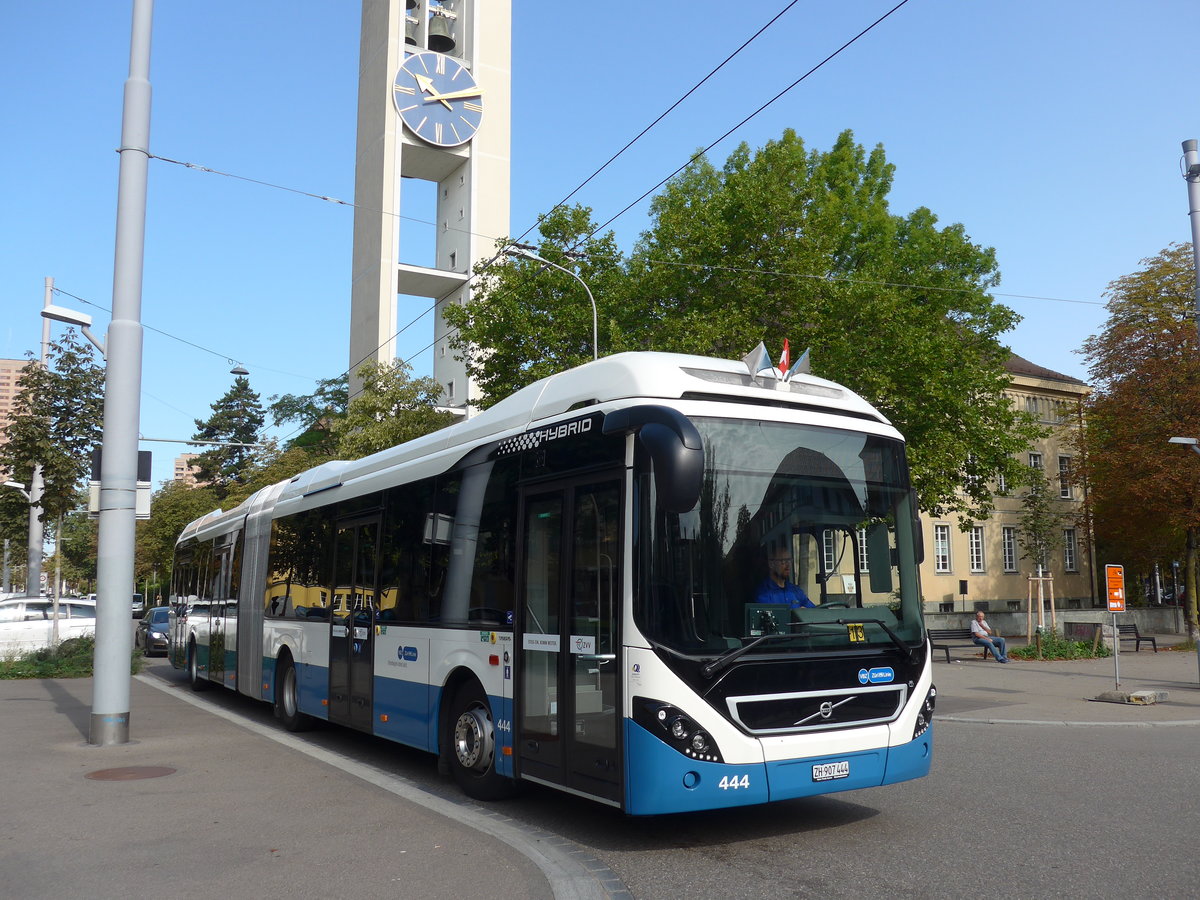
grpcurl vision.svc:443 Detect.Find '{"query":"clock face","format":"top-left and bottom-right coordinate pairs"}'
top-left (393, 51), bottom-right (483, 148)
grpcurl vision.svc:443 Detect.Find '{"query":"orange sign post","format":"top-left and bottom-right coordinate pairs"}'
top-left (1105, 564), bottom-right (1125, 612)
top-left (1105, 564), bottom-right (1125, 687)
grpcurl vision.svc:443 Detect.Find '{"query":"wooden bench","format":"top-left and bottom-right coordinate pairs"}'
top-left (1117, 623), bottom-right (1157, 652)
top-left (927, 628), bottom-right (992, 663)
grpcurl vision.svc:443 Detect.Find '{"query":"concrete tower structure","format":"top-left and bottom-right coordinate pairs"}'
top-left (350, 0), bottom-right (511, 413)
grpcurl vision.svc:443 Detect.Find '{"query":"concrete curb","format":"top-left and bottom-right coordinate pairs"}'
top-left (940, 714), bottom-right (1200, 728)
top-left (135, 674), bottom-right (633, 900)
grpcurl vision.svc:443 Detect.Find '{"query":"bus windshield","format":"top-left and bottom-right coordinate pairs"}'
top-left (637, 417), bottom-right (924, 657)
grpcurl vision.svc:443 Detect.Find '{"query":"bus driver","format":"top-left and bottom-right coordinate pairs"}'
top-left (757, 548), bottom-right (815, 609)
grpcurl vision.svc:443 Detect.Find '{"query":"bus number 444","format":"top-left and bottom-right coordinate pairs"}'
top-left (718, 774), bottom-right (750, 790)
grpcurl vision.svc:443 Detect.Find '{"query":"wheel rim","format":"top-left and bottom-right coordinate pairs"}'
top-left (188, 647), bottom-right (197, 680)
top-left (454, 704), bottom-right (494, 773)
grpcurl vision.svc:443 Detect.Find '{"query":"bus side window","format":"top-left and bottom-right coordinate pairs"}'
top-left (468, 456), bottom-right (518, 626)
top-left (380, 480), bottom-right (433, 623)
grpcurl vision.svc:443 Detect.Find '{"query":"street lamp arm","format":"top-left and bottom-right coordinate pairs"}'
top-left (2, 481), bottom-right (31, 502)
top-left (504, 246), bottom-right (598, 361)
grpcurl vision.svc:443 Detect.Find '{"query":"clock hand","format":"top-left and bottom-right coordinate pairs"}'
top-left (424, 86), bottom-right (482, 102)
top-left (412, 73), bottom-right (453, 110)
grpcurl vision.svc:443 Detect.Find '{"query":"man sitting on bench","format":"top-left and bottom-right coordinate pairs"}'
top-left (971, 610), bottom-right (1008, 663)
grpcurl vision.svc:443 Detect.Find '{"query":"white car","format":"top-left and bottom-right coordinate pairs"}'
top-left (0, 597), bottom-right (97, 655)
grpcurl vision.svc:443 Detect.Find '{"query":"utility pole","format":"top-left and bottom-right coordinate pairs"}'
top-left (1181, 139), bottom-right (1200, 682)
top-left (25, 277), bottom-right (53, 599)
top-left (90, 0), bottom-right (153, 746)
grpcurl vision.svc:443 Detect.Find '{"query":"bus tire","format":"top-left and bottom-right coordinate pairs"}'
top-left (187, 641), bottom-right (209, 692)
top-left (447, 681), bottom-right (514, 801)
top-left (275, 656), bottom-right (312, 732)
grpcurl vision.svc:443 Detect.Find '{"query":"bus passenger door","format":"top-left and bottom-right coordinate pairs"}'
top-left (329, 516), bottom-right (379, 731)
top-left (517, 476), bottom-right (622, 805)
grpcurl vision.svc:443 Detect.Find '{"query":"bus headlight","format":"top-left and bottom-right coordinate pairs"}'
top-left (912, 685), bottom-right (936, 739)
top-left (633, 697), bottom-right (724, 763)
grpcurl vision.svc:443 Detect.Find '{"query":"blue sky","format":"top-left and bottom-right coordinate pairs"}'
top-left (1, 1), bottom-right (1194, 486)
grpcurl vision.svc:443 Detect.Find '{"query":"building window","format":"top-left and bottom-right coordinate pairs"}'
top-left (1002, 527), bottom-right (1018, 572)
top-left (823, 530), bottom-right (836, 573)
top-left (1058, 455), bottom-right (1072, 499)
top-left (1028, 452), bottom-right (1043, 471)
top-left (857, 527), bottom-right (869, 573)
top-left (969, 526), bottom-right (985, 572)
top-left (1063, 528), bottom-right (1078, 572)
top-left (446, 379), bottom-right (455, 400)
top-left (934, 524), bottom-right (951, 574)
top-left (997, 471), bottom-right (1008, 494)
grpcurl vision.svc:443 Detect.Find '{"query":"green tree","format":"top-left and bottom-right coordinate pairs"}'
top-left (134, 480), bottom-right (221, 589)
top-left (329, 360), bottom-right (454, 459)
top-left (268, 373), bottom-right (348, 454)
top-left (448, 129), bottom-right (1041, 522)
top-left (0, 333), bottom-right (105, 527)
top-left (57, 503), bottom-right (98, 592)
top-left (191, 375), bottom-right (266, 497)
top-left (1017, 471), bottom-right (1066, 573)
top-left (1079, 243), bottom-right (1199, 639)
top-left (445, 204), bottom-right (628, 400)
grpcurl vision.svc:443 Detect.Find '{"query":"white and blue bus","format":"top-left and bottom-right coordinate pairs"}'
top-left (169, 351), bottom-right (934, 815)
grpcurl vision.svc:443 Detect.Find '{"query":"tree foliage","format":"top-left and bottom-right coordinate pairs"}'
top-left (268, 373), bottom-right (348, 455)
top-left (1079, 242), bottom-right (1199, 636)
top-left (0, 333), bottom-right (105, 527)
top-left (448, 129), bottom-right (1041, 522)
top-left (134, 480), bottom-right (221, 588)
top-left (190, 375), bottom-right (266, 497)
top-left (1017, 471), bottom-right (1066, 572)
top-left (329, 360), bottom-right (454, 459)
top-left (445, 204), bottom-right (628, 399)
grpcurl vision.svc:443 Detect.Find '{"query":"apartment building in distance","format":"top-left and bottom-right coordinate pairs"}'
top-left (920, 354), bottom-right (1094, 614)
top-left (173, 453), bottom-right (203, 487)
top-left (0, 358), bottom-right (29, 444)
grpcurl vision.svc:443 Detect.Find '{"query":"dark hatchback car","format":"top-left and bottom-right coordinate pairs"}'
top-left (135, 606), bottom-right (170, 656)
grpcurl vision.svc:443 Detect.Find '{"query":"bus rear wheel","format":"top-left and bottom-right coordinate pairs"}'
top-left (275, 656), bottom-right (312, 732)
top-left (447, 681), bottom-right (513, 801)
top-left (188, 641), bottom-right (209, 692)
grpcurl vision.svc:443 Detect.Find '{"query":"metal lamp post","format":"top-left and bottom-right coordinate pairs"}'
top-left (84, 0), bottom-right (154, 746)
top-left (504, 245), bottom-right (598, 361)
top-left (1167, 436), bottom-right (1200, 683)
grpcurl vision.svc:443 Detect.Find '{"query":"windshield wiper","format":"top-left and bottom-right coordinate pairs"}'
top-left (833, 617), bottom-right (915, 663)
top-left (701, 625), bottom-right (809, 679)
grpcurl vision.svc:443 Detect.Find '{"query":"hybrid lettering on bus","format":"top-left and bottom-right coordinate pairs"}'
top-left (169, 351), bottom-right (934, 815)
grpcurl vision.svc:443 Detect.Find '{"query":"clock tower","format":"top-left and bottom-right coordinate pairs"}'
top-left (350, 0), bottom-right (511, 412)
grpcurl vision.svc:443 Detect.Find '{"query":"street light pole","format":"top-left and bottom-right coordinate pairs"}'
top-left (24, 278), bottom-right (54, 599)
top-left (90, 0), bottom-right (154, 746)
top-left (504, 245), bottom-right (598, 361)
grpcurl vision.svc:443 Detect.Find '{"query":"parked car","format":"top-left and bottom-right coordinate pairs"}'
top-left (0, 597), bottom-right (97, 655)
top-left (132, 593), bottom-right (145, 617)
top-left (135, 606), bottom-right (170, 656)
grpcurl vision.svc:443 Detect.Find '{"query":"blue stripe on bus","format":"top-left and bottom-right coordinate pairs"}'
top-left (623, 720), bottom-right (769, 815)
top-left (881, 725), bottom-right (934, 785)
top-left (373, 677), bottom-right (439, 751)
top-left (624, 719), bottom-right (933, 815)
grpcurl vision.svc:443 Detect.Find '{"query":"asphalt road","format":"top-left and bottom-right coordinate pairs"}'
top-left (139, 652), bottom-right (1200, 899)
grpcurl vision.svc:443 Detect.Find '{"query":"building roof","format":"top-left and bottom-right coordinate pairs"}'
top-left (1004, 352), bottom-right (1087, 386)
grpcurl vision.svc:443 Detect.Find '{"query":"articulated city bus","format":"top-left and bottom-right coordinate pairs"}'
top-left (169, 351), bottom-right (934, 815)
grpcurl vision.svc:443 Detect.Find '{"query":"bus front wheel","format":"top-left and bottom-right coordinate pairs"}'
top-left (447, 681), bottom-right (514, 801)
